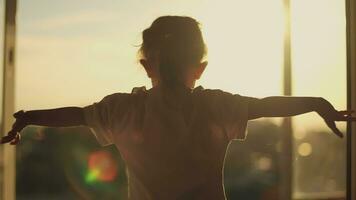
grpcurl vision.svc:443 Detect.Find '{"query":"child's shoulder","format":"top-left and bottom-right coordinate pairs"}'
top-left (103, 86), bottom-right (147, 99)
top-left (192, 86), bottom-right (241, 98)
top-left (102, 86), bottom-right (242, 103)
top-left (97, 86), bottom-right (149, 107)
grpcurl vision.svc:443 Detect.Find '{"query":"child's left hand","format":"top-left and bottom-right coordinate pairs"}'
top-left (1, 110), bottom-right (28, 145)
top-left (316, 98), bottom-right (356, 138)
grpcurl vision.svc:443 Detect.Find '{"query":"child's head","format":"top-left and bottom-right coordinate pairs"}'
top-left (139, 16), bottom-right (208, 89)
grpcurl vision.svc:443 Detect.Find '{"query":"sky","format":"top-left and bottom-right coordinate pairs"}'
top-left (14, 0), bottom-right (346, 134)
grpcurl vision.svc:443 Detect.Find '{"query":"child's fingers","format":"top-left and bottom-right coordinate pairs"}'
top-left (10, 134), bottom-right (20, 145)
top-left (339, 110), bottom-right (354, 115)
top-left (0, 120), bottom-right (26, 144)
top-left (1, 135), bottom-right (15, 144)
top-left (1, 136), bottom-right (9, 144)
top-left (335, 115), bottom-right (356, 122)
top-left (0, 130), bottom-right (17, 144)
top-left (325, 120), bottom-right (343, 138)
top-left (349, 116), bottom-right (356, 121)
top-left (0, 115), bottom-right (26, 144)
top-left (339, 110), bottom-right (355, 115)
top-left (334, 110), bottom-right (356, 121)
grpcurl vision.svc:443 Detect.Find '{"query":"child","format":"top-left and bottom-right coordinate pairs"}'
top-left (1, 16), bottom-right (355, 200)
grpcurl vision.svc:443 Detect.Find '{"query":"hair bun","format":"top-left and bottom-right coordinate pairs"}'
top-left (139, 16), bottom-right (207, 87)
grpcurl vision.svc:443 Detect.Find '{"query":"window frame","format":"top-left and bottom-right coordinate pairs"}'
top-left (0, 0), bottom-right (354, 199)
top-left (346, 0), bottom-right (356, 200)
top-left (1, 0), bottom-right (17, 199)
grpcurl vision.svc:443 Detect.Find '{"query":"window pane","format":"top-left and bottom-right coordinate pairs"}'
top-left (196, 1), bottom-right (286, 200)
top-left (291, 0), bottom-right (347, 199)
top-left (16, 0), bottom-right (285, 199)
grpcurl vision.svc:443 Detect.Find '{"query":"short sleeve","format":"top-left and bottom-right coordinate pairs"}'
top-left (222, 93), bottom-right (249, 141)
top-left (82, 94), bottom-right (119, 146)
top-left (206, 90), bottom-right (249, 141)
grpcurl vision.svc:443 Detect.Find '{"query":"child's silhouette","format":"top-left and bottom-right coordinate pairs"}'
top-left (1, 16), bottom-right (355, 200)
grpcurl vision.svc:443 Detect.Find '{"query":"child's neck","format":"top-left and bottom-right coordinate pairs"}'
top-left (151, 79), bottom-right (196, 89)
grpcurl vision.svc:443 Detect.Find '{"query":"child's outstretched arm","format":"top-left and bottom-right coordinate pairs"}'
top-left (0, 107), bottom-right (86, 145)
top-left (246, 96), bottom-right (356, 137)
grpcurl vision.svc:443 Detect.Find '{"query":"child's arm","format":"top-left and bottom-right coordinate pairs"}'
top-left (247, 96), bottom-right (324, 119)
top-left (1, 107), bottom-right (86, 145)
top-left (22, 107), bottom-right (86, 127)
top-left (246, 96), bottom-right (355, 137)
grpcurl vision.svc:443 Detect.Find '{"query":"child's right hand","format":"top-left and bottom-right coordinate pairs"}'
top-left (1, 110), bottom-right (28, 145)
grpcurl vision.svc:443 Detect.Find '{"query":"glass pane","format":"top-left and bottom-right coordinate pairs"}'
top-left (197, 1), bottom-right (286, 199)
top-left (16, 0), bottom-right (285, 199)
top-left (291, 0), bottom-right (347, 199)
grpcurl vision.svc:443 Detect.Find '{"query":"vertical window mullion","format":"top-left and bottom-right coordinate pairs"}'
top-left (1, 0), bottom-right (17, 199)
top-left (346, 0), bottom-right (356, 199)
top-left (280, 0), bottom-right (293, 199)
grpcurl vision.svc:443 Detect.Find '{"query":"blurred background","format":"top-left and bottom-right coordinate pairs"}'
top-left (0, 0), bottom-right (351, 199)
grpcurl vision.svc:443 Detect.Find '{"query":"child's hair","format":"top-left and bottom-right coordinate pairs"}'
top-left (139, 16), bottom-right (207, 87)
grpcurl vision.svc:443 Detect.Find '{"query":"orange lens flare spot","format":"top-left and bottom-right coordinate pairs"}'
top-left (86, 150), bottom-right (118, 183)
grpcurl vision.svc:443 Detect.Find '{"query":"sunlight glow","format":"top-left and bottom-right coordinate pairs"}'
top-left (16, 0), bottom-right (285, 111)
top-left (197, 0), bottom-right (284, 97)
top-left (291, 0), bottom-right (346, 131)
top-left (16, 0), bottom-right (345, 128)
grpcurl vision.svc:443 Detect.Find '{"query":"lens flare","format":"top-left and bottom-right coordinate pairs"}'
top-left (85, 150), bottom-right (119, 184)
top-left (298, 142), bottom-right (313, 157)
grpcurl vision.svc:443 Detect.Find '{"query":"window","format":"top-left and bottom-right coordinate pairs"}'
top-left (291, 0), bottom-right (347, 199)
top-left (0, 0), bottom-right (348, 199)
top-left (16, 1), bottom-right (286, 199)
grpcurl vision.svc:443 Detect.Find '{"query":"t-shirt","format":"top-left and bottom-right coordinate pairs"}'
top-left (82, 85), bottom-right (249, 200)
